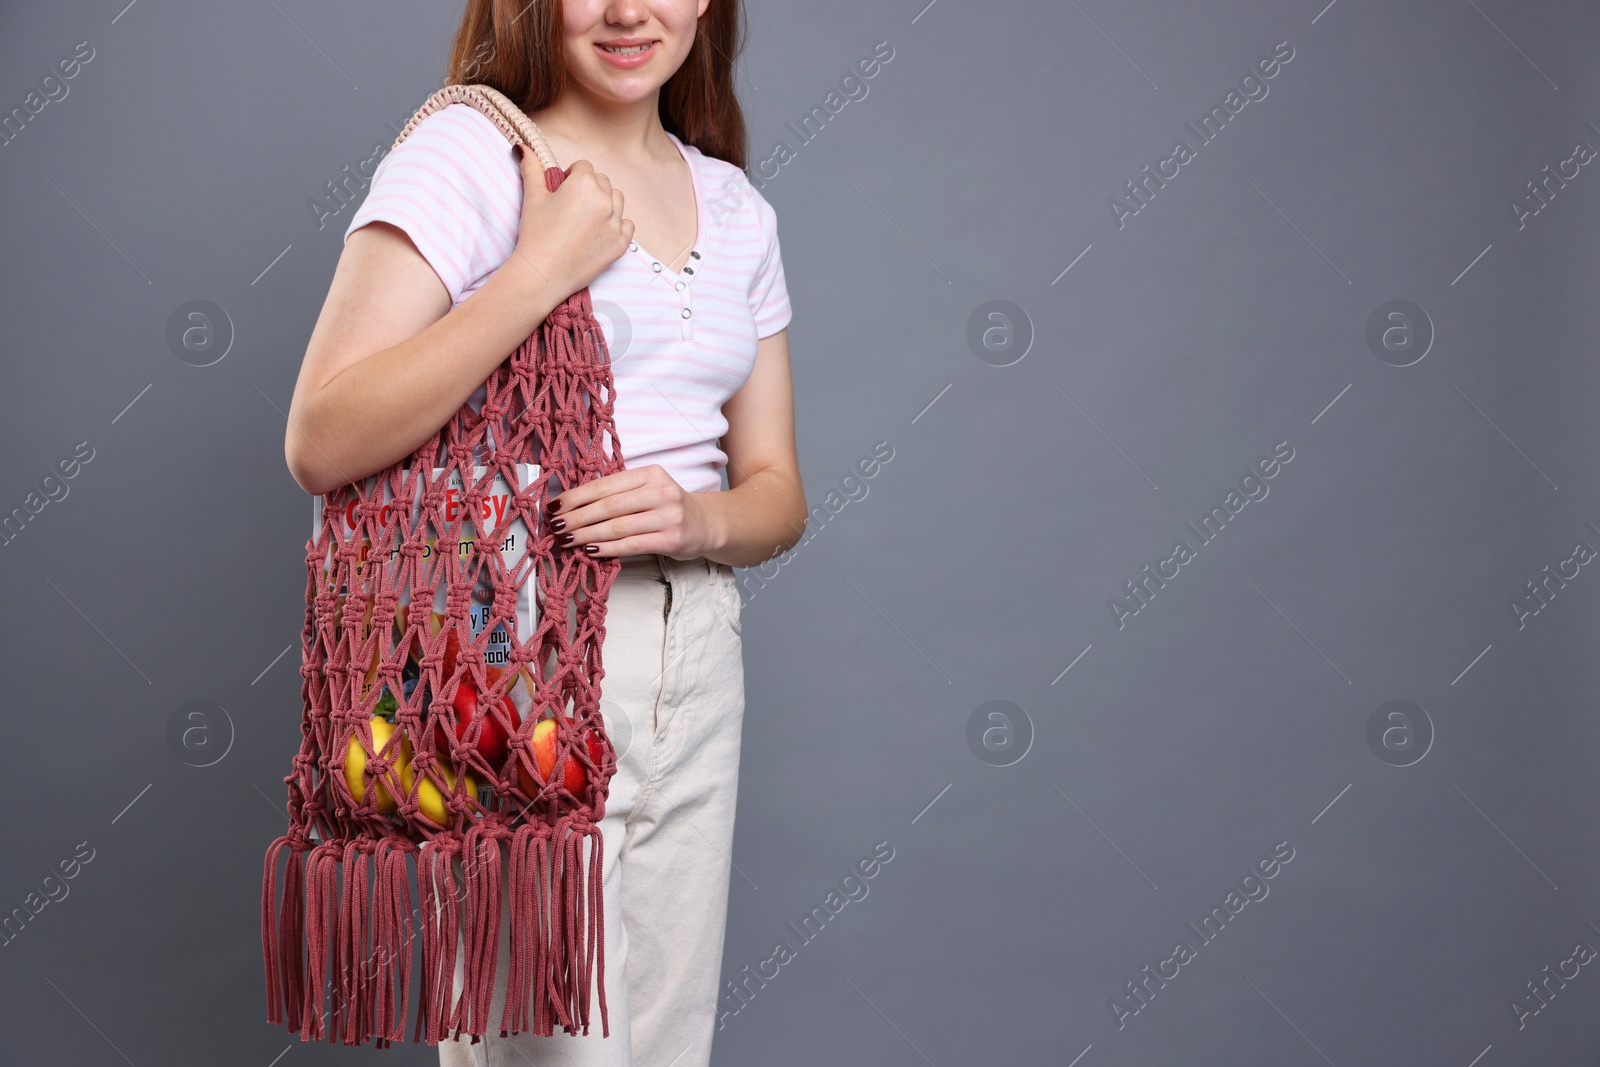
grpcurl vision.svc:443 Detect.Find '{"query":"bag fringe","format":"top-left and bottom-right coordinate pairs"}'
top-left (260, 836), bottom-right (291, 1028)
top-left (370, 838), bottom-right (413, 1046)
top-left (278, 840), bottom-right (306, 1034)
top-left (262, 819), bottom-right (608, 1045)
top-left (332, 839), bottom-right (369, 1044)
top-left (300, 843), bottom-right (339, 1041)
top-left (415, 836), bottom-right (461, 1044)
top-left (502, 823), bottom-right (539, 1036)
top-left (459, 825), bottom-right (502, 1040)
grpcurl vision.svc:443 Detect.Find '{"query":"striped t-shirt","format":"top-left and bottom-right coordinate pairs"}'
top-left (344, 102), bottom-right (792, 494)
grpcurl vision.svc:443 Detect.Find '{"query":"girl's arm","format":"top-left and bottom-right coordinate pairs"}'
top-left (284, 224), bottom-right (562, 496)
top-left (696, 327), bottom-right (808, 567)
top-left (285, 155), bottom-right (632, 497)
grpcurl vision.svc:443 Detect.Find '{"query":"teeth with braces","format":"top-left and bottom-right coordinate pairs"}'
top-left (601, 43), bottom-right (651, 54)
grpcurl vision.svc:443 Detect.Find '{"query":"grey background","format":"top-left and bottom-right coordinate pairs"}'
top-left (2, 0), bottom-right (1597, 1064)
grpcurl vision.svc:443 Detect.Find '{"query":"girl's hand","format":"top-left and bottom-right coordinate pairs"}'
top-left (547, 465), bottom-right (719, 560)
top-left (511, 150), bottom-right (634, 300)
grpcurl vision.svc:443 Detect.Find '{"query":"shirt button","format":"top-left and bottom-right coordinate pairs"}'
top-left (683, 267), bottom-right (694, 275)
top-left (681, 308), bottom-right (692, 319)
top-left (652, 261), bottom-right (662, 273)
top-left (675, 281), bottom-right (685, 290)
top-left (690, 251), bottom-right (701, 259)
top-left (629, 242), bottom-right (638, 252)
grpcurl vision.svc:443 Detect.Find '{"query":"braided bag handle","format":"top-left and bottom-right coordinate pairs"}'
top-left (395, 83), bottom-right (563, 168)
top-left (262, 83), bottom-right (624, 1048)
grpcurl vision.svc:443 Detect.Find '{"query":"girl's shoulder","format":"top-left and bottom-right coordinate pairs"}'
top-left (678, 139), bottom-right (777, 235)
top-left (366, 101), bottom-right (522, 221)
top-left (386, 102), bottom-right (519, 175)
top-left (346, 102), bottom-right (521, 306)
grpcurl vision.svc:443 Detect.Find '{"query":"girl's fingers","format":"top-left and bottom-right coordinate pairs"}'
top-left (552, 484), bottom-right (668, 535)
top-left (579, 533), bottom-right (656, 559)
top-left (550, 468), bottom-right (648, 517)
top-left (559, 508), bottom-right (663, 548)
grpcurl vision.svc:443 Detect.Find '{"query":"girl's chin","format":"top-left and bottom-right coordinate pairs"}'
top-left (572, 72), bottom-right (665, 105)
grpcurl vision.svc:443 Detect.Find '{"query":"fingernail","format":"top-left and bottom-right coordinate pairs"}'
top-left (512, 143), bottom-right (523, 162)
top-left (547, 497), bottom-right (562, 514)
top-left (583, 544), bottom-right (600, 556)
top-left (549, 518), bottom-right (567, 532)
top-left (558, 533), bottom-right (575, 547)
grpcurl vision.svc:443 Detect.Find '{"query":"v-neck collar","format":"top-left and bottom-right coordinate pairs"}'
top-left (625, 131), bottom-right (705, 284)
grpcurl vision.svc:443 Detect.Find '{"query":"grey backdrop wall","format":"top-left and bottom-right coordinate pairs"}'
top-left (3, 0), bottom-right (1598, 1064)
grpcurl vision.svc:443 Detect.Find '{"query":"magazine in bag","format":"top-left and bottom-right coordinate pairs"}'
top-left (312, 462), bottom-right (542, 812)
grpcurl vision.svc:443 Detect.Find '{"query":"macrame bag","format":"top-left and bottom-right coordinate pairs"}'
top-left (261, 83), bottom-right (625, 1048)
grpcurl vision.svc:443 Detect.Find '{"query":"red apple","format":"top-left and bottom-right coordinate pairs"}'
top-left (434, 676), bottom-right (521, 766)
top-left (516, 718), bottom-right (605, 800)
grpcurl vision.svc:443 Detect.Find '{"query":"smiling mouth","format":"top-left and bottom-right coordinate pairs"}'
top-left (599, 43), bottom-right (654, 55)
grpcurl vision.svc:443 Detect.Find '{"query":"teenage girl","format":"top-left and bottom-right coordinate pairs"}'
top-left (284, 2), bottom-right (805, 1064)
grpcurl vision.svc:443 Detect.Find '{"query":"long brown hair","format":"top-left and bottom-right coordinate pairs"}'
top-left (444, 0), bottom-right (748, 170)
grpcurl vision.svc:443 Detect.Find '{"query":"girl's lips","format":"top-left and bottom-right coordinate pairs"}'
top-left (594, 40), bottom-right (658, 69)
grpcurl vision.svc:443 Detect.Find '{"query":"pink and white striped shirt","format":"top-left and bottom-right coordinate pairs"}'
top-left (344, 102), bottom-right (792, 494)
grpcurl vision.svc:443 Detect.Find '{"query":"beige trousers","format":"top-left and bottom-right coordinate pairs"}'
top-left (438, 553), bottom-right (745, 1067)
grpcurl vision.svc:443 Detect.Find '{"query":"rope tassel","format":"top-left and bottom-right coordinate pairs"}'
top-left (368, 839), bottom-right (412, 1045)
top-left (259, 82), bottom-right (622, 1049)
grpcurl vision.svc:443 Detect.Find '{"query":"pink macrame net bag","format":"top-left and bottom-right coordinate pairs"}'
top-left (261, 84), bottom-right (624, 1049)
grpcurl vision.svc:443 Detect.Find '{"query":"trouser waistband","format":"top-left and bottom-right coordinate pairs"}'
top-left (615, 552), bottom-right (716, 579)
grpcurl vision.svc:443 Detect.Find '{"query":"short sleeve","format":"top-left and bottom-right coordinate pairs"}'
top-left (343, 104), bottom-right (520, 307)
top-left (747, 189), bottom-right (792, 338)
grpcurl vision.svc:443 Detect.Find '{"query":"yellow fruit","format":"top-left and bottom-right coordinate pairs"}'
top-left (400, 754), bottom-right (477, 827)
top-left (343, 715), bottom-right (401, 814)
